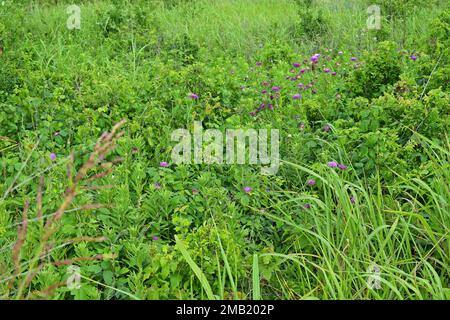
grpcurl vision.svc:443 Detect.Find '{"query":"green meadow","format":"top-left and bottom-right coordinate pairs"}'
top-left (0, 0), bottom-right (449, 299)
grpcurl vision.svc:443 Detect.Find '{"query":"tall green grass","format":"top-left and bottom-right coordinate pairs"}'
top-left (252, 132), bottom-right (449, 299)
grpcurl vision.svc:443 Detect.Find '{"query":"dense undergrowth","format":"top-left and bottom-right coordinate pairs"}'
top-left (0, 0), bottom-right (449, 299)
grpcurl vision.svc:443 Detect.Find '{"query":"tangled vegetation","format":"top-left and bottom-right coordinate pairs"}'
top-left (0, 0), bottom-right (449, 299)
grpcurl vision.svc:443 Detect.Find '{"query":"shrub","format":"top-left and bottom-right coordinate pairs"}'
top-left (346, 41), bottom-right (402, 99)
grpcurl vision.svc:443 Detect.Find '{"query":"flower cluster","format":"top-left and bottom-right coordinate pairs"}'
top-left (247, 50), bottom-right (354, 116)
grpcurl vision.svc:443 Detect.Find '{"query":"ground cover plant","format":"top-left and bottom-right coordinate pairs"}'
top-left (0, 0), bottom-right (449, 300)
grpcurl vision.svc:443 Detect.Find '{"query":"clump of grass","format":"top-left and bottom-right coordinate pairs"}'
top-left (254, 133), bottom-right (449, 299)
top-left (1, 120), bottom-right (125, 299)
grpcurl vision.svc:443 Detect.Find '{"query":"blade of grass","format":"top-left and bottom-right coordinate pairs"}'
top-left (175, 235), bottom-right (215, 300)
top-left (252, 254), bottom-right (261, 300)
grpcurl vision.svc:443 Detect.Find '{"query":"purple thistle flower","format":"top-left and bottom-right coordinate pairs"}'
top-left (327, 161), bottom-right (338, 168)
top-left (351, 57), bottom-right (358, 61)
top-left (312, 89), bottom-right (317, 94)
top-left (307, 179), bottom-right (316, 186)
top-left (323, 68), bottom-right (331, 73)
top-left (268, 104), bottom-right (274, 110)
top-left (261, 89), bottom-right (267, 94)
top-left (243, 186), bottom-right (252, 193)
top-left (256, 61), bottom-right (263, 66)
top-left (338, 164), bottom-right (348, 171)
top-left (303, 203), bottom-right (311, 209)
top-left (350, 196), bottom-right (355, 204)
top-left (271, 86), bottom-right (281, 91)
top-left (410, 55), bottom-right (417, 61)
top-left (297, 83), bottom-right (304, 88)
top-left (152, 236), bottom-right (160, 241)
top-left (249, 111), bottom-right (257, 117)
top-left (300, 69), bottom-right (306, 74)
top-left (292, 62), bottom-right (301, 68)
top-left (311, 53), bottom-right (320, 64)
top-left (331, 71), bottom-right (337, 76)
top-left (293, 94), bottom-right (302, 100)
top-left (323, 124), bottom-right (331, 132)
top-left (50, 153), bottom-right (57, 161)
top-left (159, 161), bottom-right (169, 168)
top-left (189, 93), bottom-right (199, 100)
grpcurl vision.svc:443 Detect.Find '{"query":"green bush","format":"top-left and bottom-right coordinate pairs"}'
top-left (346, 41), bottom-right (402, 99)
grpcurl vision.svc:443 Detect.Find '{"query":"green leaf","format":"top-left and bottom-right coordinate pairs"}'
top-left (103, 270), bottom-right (114, 285)
top-left (252, 254), bottom-right (261, 300)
